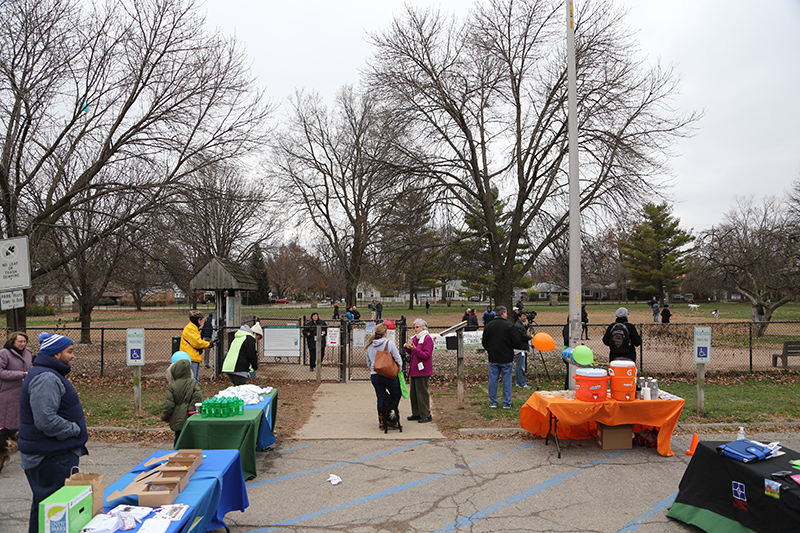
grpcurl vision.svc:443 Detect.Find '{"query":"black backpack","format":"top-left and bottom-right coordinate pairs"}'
top-left (609, 323), bottom-right (631, 353)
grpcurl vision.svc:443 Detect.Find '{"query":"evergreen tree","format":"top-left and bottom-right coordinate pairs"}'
top-left (244, 244), bottom-right (271, 305)
top-left (620, 203), bottom-right (694, 302)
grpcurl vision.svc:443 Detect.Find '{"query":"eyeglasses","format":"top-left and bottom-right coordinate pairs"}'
top-left (413, 325), bottom-right (421, 329)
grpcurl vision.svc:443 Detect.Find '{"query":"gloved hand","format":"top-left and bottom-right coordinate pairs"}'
top-left (207, 338), bottom-right (218, 348)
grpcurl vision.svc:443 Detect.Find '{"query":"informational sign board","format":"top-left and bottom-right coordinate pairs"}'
top-left (353, 328), bottom-right (366, 348)
top-left (126, 328), bottom-right (145, 366)
top-left (0, 236), bottom-right (31, 291)
top-left (263, 325), bottom-right (301, 359)
top-left (439, 331), bottom-right (484, 350)
top-left (694, 326), bottom-right (711, 364)
top-left (0, 289), bottom-right (24, 310)
top-left (327, 327), bottom-right (340, 347)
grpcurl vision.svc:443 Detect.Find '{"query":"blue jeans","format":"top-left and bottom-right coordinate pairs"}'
top-left (514, 350), bottom-right (527, 387)
top-left (488, 362), bottom-right (513, 407)
top-left (25, 452), bottom-right (81, 533)
top-left (653, 310), bottom-right (659, 322)
top-left (190, 361), bottom-right (200, 381)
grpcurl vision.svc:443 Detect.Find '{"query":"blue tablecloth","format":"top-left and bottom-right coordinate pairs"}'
top-left (104, 449), bottom-right (249, 533)
top-left (244, 391), bottom-right (277, 449)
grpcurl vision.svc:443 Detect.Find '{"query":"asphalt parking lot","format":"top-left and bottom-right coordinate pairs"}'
top-left (2, 383), bottom-right (799, 532)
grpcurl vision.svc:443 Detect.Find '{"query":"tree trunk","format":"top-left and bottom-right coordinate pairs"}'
top-left (79, 300), bottom-right (93, 344)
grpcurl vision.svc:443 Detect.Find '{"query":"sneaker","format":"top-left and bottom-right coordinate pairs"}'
top-left (489, 404), bottom-right (497, 409)
top-left (418, 416), bottom-right (433, 423)
top-left (520, 384), bottom-right (531, 390)
top-left (407, 415), bottom-right (421, 421)
top-left (204, 364), bottom-right (211, 369)
top-left (502, 405), bottom-right (512, 409)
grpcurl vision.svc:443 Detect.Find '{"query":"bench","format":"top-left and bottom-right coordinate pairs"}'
top-left (771, 341), bottom-right (800, 368)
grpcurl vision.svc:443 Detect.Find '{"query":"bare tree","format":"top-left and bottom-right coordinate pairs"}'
top-left (368, 0), bottom-right (698, 308)
top-left (265, 242), bottom-right (321, 300)
top-left (695, 196), bottom-right (800, 336)
top-left (0, 0), bottom-right (274, 327)
top-left (273, 86), bottom-right (405, 305)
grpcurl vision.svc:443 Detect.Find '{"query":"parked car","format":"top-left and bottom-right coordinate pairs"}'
top-left (468, 296), bottom-right (481, 302)
top-left (275, 298), bottom-right (289, 304)
top-left (671, 294), bottom-right (686, 301)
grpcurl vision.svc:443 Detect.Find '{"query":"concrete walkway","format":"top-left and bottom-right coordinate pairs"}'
top-left (294, 381), bottom-right (445, 440)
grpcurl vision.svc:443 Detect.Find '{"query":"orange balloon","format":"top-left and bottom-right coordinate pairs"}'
top-left (532, 332), bottom-right (556, 351)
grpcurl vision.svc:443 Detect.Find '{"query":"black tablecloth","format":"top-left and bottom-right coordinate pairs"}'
top-left (667, 441), bottom-right (800, 533)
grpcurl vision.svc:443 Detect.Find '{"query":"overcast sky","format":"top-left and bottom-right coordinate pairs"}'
top-left (203, 0), bottom-right (800, 235)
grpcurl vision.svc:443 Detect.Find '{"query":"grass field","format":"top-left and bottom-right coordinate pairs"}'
top-left (9, 299), bottom-right (800, 330)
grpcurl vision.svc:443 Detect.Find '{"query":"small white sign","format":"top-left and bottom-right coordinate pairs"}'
top-left (327, 327), bottom-right (340, 347)
top-left (0, 290), bottom-right (24, 310)
top-left (694, 326), bottom-right (711, 364)
top-left (126, 328), bottom-right (145, 366)
top-left (0, 236), bottom-right (31, 291)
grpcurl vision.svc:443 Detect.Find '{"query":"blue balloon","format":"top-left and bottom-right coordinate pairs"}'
top-left (171, 351), bottom-right (190, 363)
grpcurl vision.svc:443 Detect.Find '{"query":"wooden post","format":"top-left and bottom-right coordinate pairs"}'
top-left (133, 366), bottom-right (142, 416)
top-left (457, 329), bottom-right (465, 407)
top-left (696, 363), bottom-right (705, 416)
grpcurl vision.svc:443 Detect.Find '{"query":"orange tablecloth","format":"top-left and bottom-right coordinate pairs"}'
top-left (520, 391), bottom-right (685, 457)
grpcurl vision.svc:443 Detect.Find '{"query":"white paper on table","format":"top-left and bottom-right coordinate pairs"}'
top-left (138, 517), bottom-right (171, 533)
top-left (107, 505), bottom-right (153, 521)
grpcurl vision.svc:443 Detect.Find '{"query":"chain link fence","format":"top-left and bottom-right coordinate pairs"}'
top-left (17, 319), bottom-right (800, 382)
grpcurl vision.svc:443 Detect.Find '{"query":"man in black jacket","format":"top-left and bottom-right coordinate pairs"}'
top-left (513, 313), bottom-right (532, 389)
top-left (482, 306), bottom-right (522, 408)
top-left (602, 307), bottom-right (642, 363)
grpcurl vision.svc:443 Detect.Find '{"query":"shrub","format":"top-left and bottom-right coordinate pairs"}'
top-left (97, 297), bottom-right (116, 306)
top-left (27, 303), bottom-right (55, 316)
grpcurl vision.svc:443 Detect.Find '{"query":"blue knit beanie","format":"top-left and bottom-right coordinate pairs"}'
top-left (38, 332), bottom-right (74, 356)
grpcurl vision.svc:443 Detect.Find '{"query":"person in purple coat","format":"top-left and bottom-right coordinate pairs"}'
top-left (0, 331), bottom-right (33, 432)
top-left (403, 318), bottom-right (434, 423)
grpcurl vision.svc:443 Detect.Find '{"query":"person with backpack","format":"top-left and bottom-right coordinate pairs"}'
top-left (661, 304), bottom-right (672, 324)
top-left (602, 307), bottom-right (642, 363)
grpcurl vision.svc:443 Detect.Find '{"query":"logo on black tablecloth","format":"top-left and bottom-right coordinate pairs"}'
top-left (732, 481), bottom-right (748, 510)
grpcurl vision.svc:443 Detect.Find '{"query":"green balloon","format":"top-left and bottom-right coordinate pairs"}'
top-left (572, 345), bottom-right (594, 366)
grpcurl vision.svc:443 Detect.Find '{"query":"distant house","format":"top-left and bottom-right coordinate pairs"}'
top-left (532, 282), bottom-right (568, 300)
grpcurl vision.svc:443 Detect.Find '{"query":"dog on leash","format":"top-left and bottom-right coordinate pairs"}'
top-left (0, 428), bottom-right (19, 473)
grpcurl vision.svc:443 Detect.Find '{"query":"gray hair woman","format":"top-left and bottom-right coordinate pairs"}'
top-left (366, 323), bottom-right (403, 430)
top-left (403, 318), bottom-right (434, 423)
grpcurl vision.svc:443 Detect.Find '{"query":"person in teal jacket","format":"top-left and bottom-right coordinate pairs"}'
top-left (221, 324), bottom-right (262, 385)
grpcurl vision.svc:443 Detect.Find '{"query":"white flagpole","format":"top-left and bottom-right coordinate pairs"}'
top-left (566, 0), bottom-right (581, 389)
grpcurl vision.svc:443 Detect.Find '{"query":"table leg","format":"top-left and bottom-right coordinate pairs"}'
top-left (545, 411), bottom-right (562, 459)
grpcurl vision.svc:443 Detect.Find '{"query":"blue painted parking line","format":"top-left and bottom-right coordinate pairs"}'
top-left (616, 490), bottom-right (678, 532)
top-left (246, 440), bottom-right (428, 488)
top-left (245, 442), bottom-right (537, 533)
top-left (256, 444), bottom-right (310, 457)
top-left (432, 448), bottom-right (632, 532)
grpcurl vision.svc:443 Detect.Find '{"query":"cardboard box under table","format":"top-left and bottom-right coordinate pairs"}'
top-left (667, 441), bottom-right (800, 533)
top-left (175, 390), bottom-right (277, 481)
top-left (104, 449), bottom-right (249, 533)
top-left (519, 390), bottom-right (684, 457)
top-left (39, 485), bottom-right (92, 533)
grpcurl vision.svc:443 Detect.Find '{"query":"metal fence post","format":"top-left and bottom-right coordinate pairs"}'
top-left (749, 321), bottom-right (753, 373)
top-left (100, 328), bottom-right (105, 377)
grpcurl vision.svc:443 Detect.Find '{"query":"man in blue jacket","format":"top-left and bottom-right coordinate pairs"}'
top-left (19, 332), bottom-right (88, 533)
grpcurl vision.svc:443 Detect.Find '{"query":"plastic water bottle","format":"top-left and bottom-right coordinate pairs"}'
top-left (237, 398), bottom-right (244, 415)
top-left (737, 426), bottom-right (746, 441)
top-left (201, 400), bottom-right (209, 418)
top-left (650, 379), bottom-right (659, 400)
top-left (641, 383), bottom-right (651, 401)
